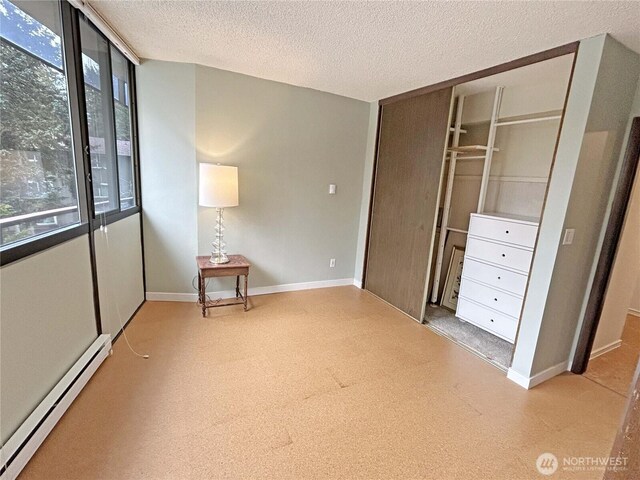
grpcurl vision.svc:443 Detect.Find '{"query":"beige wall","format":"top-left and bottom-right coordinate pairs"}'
top-left (137, 60), bottom-right (370, 295)
top-left (593, 76), bottom-right (640, 351)
top-left (94, 214), bottom-right (145, 338)
top-left (0, 236), bottom-right (97, 443)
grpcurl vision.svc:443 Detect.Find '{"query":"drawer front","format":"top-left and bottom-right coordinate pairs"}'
top-left (469, 215), bottom-right (538, 248)
top-left (466, 237), bottom-right (533, 273)
top-left (456, 298), bottom-right (518, 343)
top-left (459, 278), bottom-right (523, 318)
top-left (461, 258), bottom-right (528, 297)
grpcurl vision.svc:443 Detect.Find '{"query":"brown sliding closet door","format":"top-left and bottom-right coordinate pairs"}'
top-left (365, 87), bottom-right (453, 320)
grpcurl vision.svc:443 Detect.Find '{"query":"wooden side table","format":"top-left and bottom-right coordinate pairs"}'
top-left (196, 255), bottom-right (250, 316)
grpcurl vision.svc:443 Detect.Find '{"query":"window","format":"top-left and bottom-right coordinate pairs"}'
top-left (80, 16), bottom-right (119, 215)
top-left (0, 0), bottom-right (139, 261)
top-left (111, 46), bottom-right (136, 210)
top-left (0, 0), bottom-right (81, 247)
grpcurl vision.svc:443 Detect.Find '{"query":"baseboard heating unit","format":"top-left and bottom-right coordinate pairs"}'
top-left (0, 334), bottom-right (111, 480)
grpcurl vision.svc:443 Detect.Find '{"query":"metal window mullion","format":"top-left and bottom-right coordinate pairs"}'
top-left (129, 62), bottom-right (141, 208)
top-left (60, 0), bottom-right (102, 335)
top-left (59, 0), bottom-right (89, 224)
top-left (104, 42), bottom-right (122, 214)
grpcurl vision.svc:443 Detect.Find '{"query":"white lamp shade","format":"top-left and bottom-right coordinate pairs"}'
top-left (199, 163), bottom-right (239, 207)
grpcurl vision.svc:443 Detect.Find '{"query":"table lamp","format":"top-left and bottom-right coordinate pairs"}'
top-left (199, 163), bottom-right (239, 264)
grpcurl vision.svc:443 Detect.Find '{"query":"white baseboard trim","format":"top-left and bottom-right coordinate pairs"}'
top-left (353, 279), bottom-right (362, 289)
top-left (1, 334), bottom-right (111, 480)
top-left (506, 368), bottom-right (530, 389)
top-left (628, 308), bottom-right (640, 317)
top-left (147, 278), bottom-right (356, 302)
top-left (590, 340), bottom-right (622, 359)
top-left (507, 361), bottom-right (570, 390)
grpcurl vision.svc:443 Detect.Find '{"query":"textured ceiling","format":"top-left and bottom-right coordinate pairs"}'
top-left (90, 0), bottom-right (640, 102)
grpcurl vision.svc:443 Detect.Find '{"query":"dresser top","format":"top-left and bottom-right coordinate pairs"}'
top-left (471, 212), bottom-right (540, 226)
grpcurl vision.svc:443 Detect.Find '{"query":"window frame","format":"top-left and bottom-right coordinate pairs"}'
top-left (0, 0), bottom-right (141, 266)
top-left (80, 15), bottom-right (121, 218)
top-left (110, 45), bottom-right (138, 212)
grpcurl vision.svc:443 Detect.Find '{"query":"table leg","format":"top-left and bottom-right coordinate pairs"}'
top-left (236, 275), bottom-right (240, 298)
top-left (244, 274), bottom-right (248, 311)
top-left (199, 272), bottom-right (206, 317)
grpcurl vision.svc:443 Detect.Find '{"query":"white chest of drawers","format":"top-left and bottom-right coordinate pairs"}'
top-left (456, 213), bottom-right (539, 343)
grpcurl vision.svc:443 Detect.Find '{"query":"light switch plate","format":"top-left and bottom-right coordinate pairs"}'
top-left (329, 184), bottom-right (336, 195)
top-left (563, 228), bottom-right (575, 245)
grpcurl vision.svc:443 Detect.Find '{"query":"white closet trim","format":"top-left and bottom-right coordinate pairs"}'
top-left (68, 0), bottom-right (140, 65)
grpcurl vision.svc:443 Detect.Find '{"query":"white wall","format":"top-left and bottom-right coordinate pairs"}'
top-left (461, 80), bottom-right (569, 125)
top-left (137, 60), bottom-right (371, 296)
top-left (0, 236), bottom-right (97, 443)
top-left (94, 214), bottom-right (145, 338)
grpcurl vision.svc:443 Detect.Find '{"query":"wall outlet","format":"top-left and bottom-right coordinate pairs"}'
top-left (329, 184), bottom-right (337, 195)
top-left (563, 228), bottom-right (575, 245)
top-left (329, 258), bottom-right (336, 268)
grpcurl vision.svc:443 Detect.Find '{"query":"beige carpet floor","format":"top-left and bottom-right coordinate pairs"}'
top-left (20, 287), bottom-right (628, 479)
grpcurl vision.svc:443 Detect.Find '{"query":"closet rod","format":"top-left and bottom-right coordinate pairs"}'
top-left (495, 115), bottom-right (561, 127)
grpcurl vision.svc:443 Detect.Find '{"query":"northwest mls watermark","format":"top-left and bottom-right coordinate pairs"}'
top-left (536, 452), bottom-right (629, 476)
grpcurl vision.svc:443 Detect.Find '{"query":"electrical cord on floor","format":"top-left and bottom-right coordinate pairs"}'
top-left (191, 274), bottom-right (223, 306)
top-left (102, 219), bottom-right (149, 360)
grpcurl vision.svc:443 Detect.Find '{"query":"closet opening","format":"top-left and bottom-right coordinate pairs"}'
top-left (423, 54), bottom-right (575, 371)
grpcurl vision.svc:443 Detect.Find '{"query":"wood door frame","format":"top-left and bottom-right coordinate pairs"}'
top-left (361, 41), bottom-right (579, 291)
top-left (571, 117), bottom-right (640, 374)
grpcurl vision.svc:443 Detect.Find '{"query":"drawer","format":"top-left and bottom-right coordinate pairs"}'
top-left (469, 215), bottom-right (538, 248)
top-left (461, 258), bottom-right (528, 297)
top-left (466, 237), bottom-right (533, 273)
top-left (456, 298), bottom-right (518, 343)
top-left (459, 278), bottom-right (523, 318)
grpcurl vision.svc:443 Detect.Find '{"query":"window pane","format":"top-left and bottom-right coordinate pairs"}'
top-left (111, 46), bottom-right (135, 209)
top-left (0, 0), bottom-right (81, 247)
top-left (79, 17), bottom-right (118, 215)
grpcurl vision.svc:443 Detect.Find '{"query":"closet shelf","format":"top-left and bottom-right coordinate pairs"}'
top-left (495, 114), bottom-right (562, 127)
top-left (445, 155), bottom-right (486, 161)
top-left (448, 145), bottom-right (499, 153)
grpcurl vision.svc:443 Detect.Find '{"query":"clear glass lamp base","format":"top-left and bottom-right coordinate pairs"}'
top-left (209, 253), bottom-right (229, 264)
top-left (209, 207), bottom-right (230, 264)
